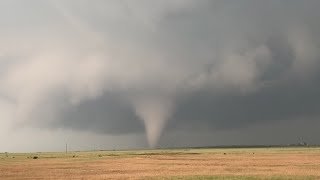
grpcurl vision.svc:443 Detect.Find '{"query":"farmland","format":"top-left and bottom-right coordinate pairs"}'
top-left (1, 147), bottom-right (320, 179)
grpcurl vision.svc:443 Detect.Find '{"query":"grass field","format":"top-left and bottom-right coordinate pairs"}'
top-left (1, 147), bottom-right (320, 179)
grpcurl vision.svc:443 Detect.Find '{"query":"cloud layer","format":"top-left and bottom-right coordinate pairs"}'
top-left (1, 0), bottom-right (320, 149)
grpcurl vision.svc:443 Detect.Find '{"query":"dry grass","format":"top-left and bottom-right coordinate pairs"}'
top-left (1, 148), bottom-right (320, 179)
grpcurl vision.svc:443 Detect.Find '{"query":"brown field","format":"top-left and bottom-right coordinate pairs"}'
top-left (1, 147), bottom-right (320, 179)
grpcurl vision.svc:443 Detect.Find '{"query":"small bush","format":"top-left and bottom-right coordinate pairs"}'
top-left (33, 156), bottom-right (38, 159)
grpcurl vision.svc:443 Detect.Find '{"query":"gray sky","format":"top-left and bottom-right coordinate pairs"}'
top-left (1, 0), bottom-right (320, 152)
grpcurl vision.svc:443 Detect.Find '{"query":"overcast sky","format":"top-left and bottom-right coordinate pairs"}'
top-left (1, 0), bottom-right (320, 152)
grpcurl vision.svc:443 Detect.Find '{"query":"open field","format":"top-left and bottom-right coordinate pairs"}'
top-left (1, 147), bottom-right (320, 179)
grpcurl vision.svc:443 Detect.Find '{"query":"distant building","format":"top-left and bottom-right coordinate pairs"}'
top-left (288, 142), bottom-right (308, 146)
top-left (298, 142), bottom-right (308, 146)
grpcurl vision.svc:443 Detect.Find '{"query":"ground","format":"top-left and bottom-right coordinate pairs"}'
top-left (1, 147), bottom-right (320, 179)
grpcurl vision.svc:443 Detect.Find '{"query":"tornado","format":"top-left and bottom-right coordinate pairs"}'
top-left (132, 96), bottom-right (174, 148)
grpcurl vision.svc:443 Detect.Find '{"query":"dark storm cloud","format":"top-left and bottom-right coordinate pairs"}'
top-left (171, 76), bottom-right (320, 131)
top-left (1, 0), bottom-right (320, 147)
top-left (57, 93), bottom-right (144, 134)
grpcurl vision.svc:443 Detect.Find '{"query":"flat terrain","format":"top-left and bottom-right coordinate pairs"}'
top-left (1, 147), bottom-right (320, 179)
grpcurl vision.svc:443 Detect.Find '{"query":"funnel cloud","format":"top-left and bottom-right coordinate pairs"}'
top-left (132, 95), bottom-right (174, 147)
top-left (1, 0), bottom-right (320, 151)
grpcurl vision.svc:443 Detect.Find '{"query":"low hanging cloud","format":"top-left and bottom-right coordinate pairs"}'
top-left (1, 0), bottom-right (320, 148)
